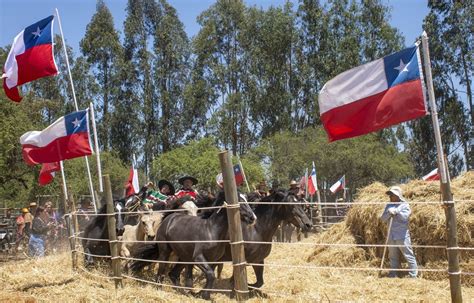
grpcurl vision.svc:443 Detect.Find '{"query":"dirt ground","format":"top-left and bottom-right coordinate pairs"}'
top-left (0, 233), bottom-right (473, 302)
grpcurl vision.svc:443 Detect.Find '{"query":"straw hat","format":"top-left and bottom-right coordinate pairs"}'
top-left (178, 175), bottom-right (198, 185)
top-left (289, 180), bottom-right (299, 187)
top-left (21, 208), bottom-right (29, 213)
top-left (386, 186), bottom-right (405, 201)
top-left (29, 202), bottom-right (37, 207)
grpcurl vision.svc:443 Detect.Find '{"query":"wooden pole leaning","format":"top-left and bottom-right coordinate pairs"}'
top-left (104, 174), bottom-right (123, 288)
top-left (218, 150), bottom-right (249, 301)
top-left (421, 32), bottom-right (462, 303)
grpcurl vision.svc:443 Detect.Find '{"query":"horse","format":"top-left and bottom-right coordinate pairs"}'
top-left (220, 190), bottom-right (313, 288)
top-left (81, 200), bottom-right (126, 267)
top-left (133, 192), bottom-right (257, 300)
top-left (120, 211), bottom-right (163, 258)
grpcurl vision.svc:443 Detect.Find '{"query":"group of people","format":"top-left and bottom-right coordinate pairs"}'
top-left (15, 201), bottom-right (62, 257)
top-left (141, 175), bottom-right (199, 209)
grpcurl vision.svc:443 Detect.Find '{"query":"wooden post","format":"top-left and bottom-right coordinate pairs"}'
top-left (60, 186), bottom-right (76, 270)
top-left (104, 174), bottom-right (123, 288)
top-left (68, 193), bottom-right (80, 270)
top-left (218, 150), bottom-right (248, 301)
top-left (421, 32), bottom-right (462, 303)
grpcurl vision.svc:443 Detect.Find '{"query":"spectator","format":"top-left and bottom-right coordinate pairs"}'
top-left (29, 207), bottom-right (54, 257)
top-left (381, 186), bottom-right (418, 278)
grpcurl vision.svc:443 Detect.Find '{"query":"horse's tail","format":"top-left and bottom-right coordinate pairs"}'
top-left (128, 243), bottom-right (159, 273)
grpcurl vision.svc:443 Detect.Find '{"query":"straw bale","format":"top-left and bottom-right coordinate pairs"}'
top-left (308, 171), bottom-right (474, 284)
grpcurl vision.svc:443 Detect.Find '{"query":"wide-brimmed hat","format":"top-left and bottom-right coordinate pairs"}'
top-left (386, 186), bottom-right (405, 201)
top-left (178, 176), bottom-right (198, 186)
top-left (158, 179), bottom-right (175, 195)
top-left (289, 180), bottom-right (299, 187)
top-left (21, 208), bottom-right (29, 213)
top-left (29, 202), bottom-right (37, 207)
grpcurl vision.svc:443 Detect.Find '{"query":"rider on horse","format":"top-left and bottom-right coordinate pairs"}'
top-left (174, 176), bottom-right (199, 200)
top-left (143, 180), bottom-right (175, 209)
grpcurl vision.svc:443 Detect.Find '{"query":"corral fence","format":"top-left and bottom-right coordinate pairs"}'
top-left (63, 155), bottom-right (472, 302)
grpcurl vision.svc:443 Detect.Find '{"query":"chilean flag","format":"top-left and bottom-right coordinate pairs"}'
top-left (2, 15), bottom-right (58, 102)
top-left (38, 161), bottom-right (60, 186)
top-left (20, 110), bottom-right (92, 165)
top-left (307, 162), bottom-right (318, 196)
top-left (125, 162), bottom-right (139, 197)
top-left (330, 175), bottom-right (346, 193)
top-left (422, 168), bottom-right (440, 181)
top-left (233, 164), bottom-right (244, 186)
top-left (319, 45), bottom-right (427, 142)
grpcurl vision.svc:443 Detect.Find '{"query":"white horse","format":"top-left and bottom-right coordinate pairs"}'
top-left (120, 211), bottom-right (162, 258)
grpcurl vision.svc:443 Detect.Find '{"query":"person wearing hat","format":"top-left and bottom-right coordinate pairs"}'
top-left (289, 180), bottom-right (300, 195)
top-left (23, 202), bottom-right (35, 230)
top-left (175, 176), bottom-right (198, 200)
top-left (381, 186), bottom-right (418, 278)
top-left (143, 180), bottom-right (176, 208)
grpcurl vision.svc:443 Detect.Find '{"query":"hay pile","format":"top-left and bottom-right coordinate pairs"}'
top-left (307, 171), bottom-right (474, 283)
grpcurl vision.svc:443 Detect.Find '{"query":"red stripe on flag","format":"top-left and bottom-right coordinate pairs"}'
top-left (38, 162), bottom-right (60, 186)
top-left (22, 132), bottom-right (92, 165)
top-left (2, 78), bottom-right (22, 102)
top-left (321, 80), bottom-right (426, 142)
top-left (15, 44), bottom-right (58, 86)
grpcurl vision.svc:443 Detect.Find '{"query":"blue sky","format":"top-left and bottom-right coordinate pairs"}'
top-left (1, 0), bottom-right (429, 57)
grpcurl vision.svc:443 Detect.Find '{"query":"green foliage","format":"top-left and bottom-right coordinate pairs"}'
top-left (151, 137), bottom-right (264, 192)
top-left (251, 127), bottom-right (413, 193)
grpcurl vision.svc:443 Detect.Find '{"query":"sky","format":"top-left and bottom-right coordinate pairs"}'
top-left (0, 0), bottom-right (429, 57)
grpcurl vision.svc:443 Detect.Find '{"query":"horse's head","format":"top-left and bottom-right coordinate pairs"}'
top-left (139, 212), bottom-right (160, 240)
top-left (268, 190), bottom-right (312, 232)
top-left (181, 201), bottom-right (198, 216)
top-left (114, 200), bottom-right (126, 235)
top-left (238, 194), bottom-right (257, 226)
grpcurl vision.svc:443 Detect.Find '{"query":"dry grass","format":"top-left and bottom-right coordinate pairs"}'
top-left (0, 172), bottom-right (473, 302)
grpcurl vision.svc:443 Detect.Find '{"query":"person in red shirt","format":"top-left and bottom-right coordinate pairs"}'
top-left (174, 176), bottom-right (199, 200)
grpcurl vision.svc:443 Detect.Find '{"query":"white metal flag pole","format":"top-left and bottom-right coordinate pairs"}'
top-left (305, 167), bottom-right (309, 200)
top-left (56, 8), bottom-right (97, 212)
top-left (237, 155), bottom-right (251, 193)
top-left (59, 161), bottom-right (69, 202)
top-left (133, 154), bottom-right (139, 188)
top-left (421, 31), bottom-right (462, 303)
top-left (90, 103), bottom-right (103, 192)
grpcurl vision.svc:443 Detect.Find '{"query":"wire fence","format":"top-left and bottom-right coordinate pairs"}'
top-left (69, 198), bottom-right (474, 299)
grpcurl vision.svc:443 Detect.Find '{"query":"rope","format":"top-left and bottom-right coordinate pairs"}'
top-left (118, 239), bottom-right (230, 244)
top-left (77, 266), bottom-right (114, 280)
top-left (75, 249), bottom-right (111, 259)
top-left (246, 262), bottom-right (446, 273)
top-left (244, 240), bottom-right (447, 249)
top-left (244, 200), bottom-right (474, 206)
top-left (122, 274), bottom-right (232, 293)
top-left (120, 256), bottom-right (231, 265)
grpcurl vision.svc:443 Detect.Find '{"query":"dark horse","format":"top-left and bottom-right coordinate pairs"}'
top-left (81, 199), bottom-right (126, 267)
top-left (220, 190), bottom-right (313, 288)
top-left (133, 193), bottom-right (257, 300)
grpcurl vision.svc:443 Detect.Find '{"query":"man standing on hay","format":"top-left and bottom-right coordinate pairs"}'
top-left (381, 186), bottom-right (418, 278)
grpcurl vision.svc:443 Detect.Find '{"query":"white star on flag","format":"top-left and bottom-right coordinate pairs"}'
top-left (394, 59), bottom-right (410, 73)
top-left (72, 118), bottom-right (81, 128)
top-left (32, 26), bottom-right (42, 38)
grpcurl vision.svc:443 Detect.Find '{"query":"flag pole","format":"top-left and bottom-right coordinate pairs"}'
top-left (133, 153), bottom-right (139, 188)
top-left (55, 8), bottom-right (97, 212)
top-left (237, 155), bottom-right (251, 193)
top-left (305, 167), bottom-right (309, 200)
top-left (90, 103), bottom-right (103, 192)
top-left (59, 161), bottom-right (69, 202)
top-left (421, 31), bottom-right (462, 303)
